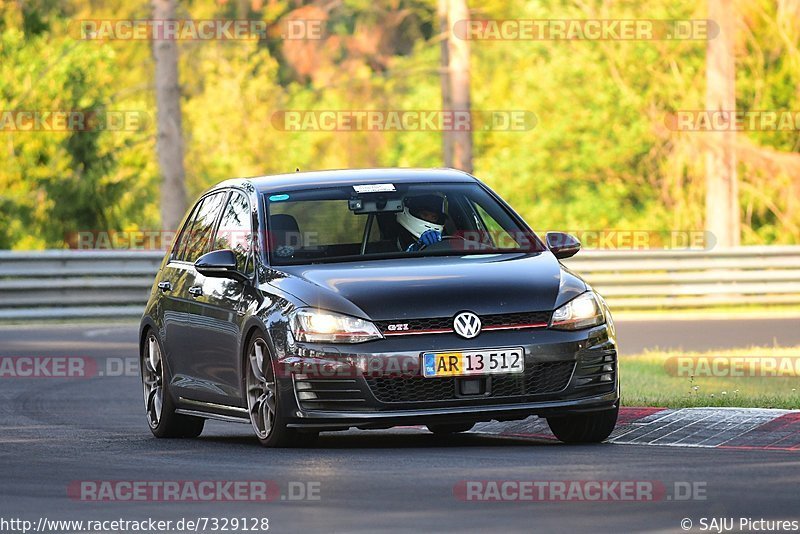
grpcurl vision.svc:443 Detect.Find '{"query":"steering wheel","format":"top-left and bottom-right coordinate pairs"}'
top-left (417, 235), bottom-right (466, 251)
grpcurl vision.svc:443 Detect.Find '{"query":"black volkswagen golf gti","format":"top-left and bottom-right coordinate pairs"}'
top-left (140, 169), bottom-right (619, 447)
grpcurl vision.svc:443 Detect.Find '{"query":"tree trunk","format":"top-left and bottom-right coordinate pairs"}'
top-left (438, 0), bottom-right (453, 168)
top-left (153, 0), bottom-right (187, 232)
top-left (705, 0), bottom-right (739, 247)
top-left (444, 0), bottom-right (472, 173)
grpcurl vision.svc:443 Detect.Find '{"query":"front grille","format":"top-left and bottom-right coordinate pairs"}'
top-left (376, 311), bottom-right (552, 335)
top-left (364, 361), bottom-right (575, 404)
top-left (376, 317), bottom-right (453, 333)
top-left (481, 311), bottom-right (551, 328)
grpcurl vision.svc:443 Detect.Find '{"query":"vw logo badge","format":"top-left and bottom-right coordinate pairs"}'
top-left (453, 311), bottom-right (482, 339)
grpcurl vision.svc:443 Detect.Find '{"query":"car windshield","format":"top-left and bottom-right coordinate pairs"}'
top-left (264, 182), bottom-right (544, 265)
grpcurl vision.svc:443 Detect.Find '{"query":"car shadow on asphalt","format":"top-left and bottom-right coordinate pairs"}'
top-left (194, 431), bottom-right (566, 449)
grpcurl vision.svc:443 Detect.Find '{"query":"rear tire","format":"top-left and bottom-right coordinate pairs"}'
top-left (141, 330), bottom-right (205, 438)
top-left (546, 406), bottom-right (618, 443)
top-left (427, 422), bottom-right (475, 435)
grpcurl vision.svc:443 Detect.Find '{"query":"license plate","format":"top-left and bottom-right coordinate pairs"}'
top-left (422, 348), bottom-right (524, 378)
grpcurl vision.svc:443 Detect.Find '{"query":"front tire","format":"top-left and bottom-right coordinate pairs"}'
top-left (141, 330), bottom-right (204, 438)
top-left (546, 406), bottom-right (618, 443)
top-left (245, 333), bottom-right (317, 448)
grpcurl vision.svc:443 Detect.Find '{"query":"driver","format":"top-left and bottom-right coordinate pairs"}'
top-left (396, 194), bottom-right (446, 251)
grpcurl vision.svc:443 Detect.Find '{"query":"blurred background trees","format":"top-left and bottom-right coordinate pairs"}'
top-left (1, 0), bottom-right (798, 249)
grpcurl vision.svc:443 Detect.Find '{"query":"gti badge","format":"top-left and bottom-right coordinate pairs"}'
top-left (453, 311), bottom-right (481, 339)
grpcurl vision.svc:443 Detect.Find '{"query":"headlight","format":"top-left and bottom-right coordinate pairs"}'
top-left (550, 292), bottom-right (605, 330)
top-left (289, 309), bottom-right (383, 343)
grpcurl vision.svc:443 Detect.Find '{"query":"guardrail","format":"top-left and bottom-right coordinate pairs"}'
top-left (0, 250), bottom-right (162, 320)
top-left (1, 246), bottom-right (799, 320)
top-left (564, 246), bottom-right (800, 309)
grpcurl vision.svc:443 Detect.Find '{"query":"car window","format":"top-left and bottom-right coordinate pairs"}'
top-left (269, 199), bottom-right (374, 246)
top-left (177, 192), bottom-right (228, 263)
top-left (212, 190), bottom-right (253, 275)
top-left (472, 201), bottom-right (518, 249)
top-left (171, 201), bottom-right (203, 262)
top-left (265, 182), bottom-right (542, 265)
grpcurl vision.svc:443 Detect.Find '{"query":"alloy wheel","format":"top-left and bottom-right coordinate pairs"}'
top-left (142, 334), bottom-right (164, 429)
top-left (246, 339), bottom-right (277, 439)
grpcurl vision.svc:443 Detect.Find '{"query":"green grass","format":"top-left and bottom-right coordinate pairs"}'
top-left (622, 346), bottom-right (800, 409)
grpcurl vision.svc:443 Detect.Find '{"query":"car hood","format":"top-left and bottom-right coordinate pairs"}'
top-left (267, 252), bottom-right (587, 321)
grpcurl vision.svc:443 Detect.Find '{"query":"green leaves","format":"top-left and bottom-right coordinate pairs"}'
top-left (1, 16), bottom-right (154, 249)
top-left (1, 0), bottom-right (799, 249)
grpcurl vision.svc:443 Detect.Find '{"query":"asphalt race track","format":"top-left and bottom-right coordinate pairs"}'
top-left (1, 320), bottom-right (800, 533)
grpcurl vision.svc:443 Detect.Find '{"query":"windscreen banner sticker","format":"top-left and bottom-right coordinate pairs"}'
top-left (353, 184), bottom-right (396, 193)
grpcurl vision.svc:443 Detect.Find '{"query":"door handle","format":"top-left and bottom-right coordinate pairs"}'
top-left (157, 281), bottom-right (172, 292)
top-left (188, 286), bottom-right (203, 297)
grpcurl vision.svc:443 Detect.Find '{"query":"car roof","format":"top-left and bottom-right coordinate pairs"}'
top-left (212, 168), bottom-right (477, 194)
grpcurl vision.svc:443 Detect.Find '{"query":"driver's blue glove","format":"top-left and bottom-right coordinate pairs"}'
top-left (419, 229), bottom-right (442, 246)
top-left (406, 230), bottom-right (442, 252)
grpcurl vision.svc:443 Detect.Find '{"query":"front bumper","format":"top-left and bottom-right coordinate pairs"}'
top-left (286, 391), bottom-right (619, 429)
top-left (271, 323), bottom-right (619, 430)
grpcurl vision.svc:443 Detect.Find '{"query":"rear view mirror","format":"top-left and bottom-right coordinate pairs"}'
top-left (546, 232), bottom-right (581, 259)
top-left (348, 196), bottom-right (403, 214)
top-left (195, 249), bottom-right (248, 282)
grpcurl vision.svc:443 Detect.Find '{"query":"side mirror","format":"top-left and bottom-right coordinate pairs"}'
top-left (546, 232), bottom-right (581, 259)
top-left (195, 249), bottom-right (248, 282)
